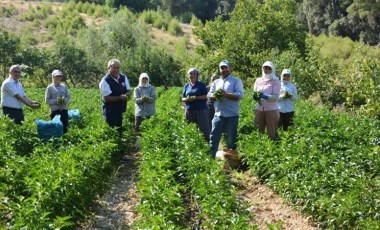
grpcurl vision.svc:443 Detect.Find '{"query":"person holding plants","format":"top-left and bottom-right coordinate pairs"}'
top-left (1, 64), bottom-right (40, 124)
top-left (253, 61), bottom-right (281, 140)
top-left (133, 72), bottom-right (156, 132)
top-left (99, 59), bottom-right (131, 131)
top-left (181, 67), bottom-right (210, 141)
top-left (208, 60), bottom-right (244, 158)
top-left (45, 69), bottom-right (71, 133)
top-left (278, 68), bottom-right (298, 131)
top-left (206, 74), bottom-right (219, 128)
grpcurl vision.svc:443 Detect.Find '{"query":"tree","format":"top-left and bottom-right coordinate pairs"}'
top-left (48, 38), bottom-right (101, 88)
top-left (194, 0), bottom-right (307, 82)
top-left (0, 31), bottom-right (20, 80)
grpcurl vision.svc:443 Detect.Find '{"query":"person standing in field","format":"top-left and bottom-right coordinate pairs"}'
top-left (208, 60), bottom-right (244, 158)
top-left (181, 67), bottom-right (210, 141)
top-left (253, 61), bottom-right (281, 140)
top-left (45, 69), bottom-right (71, 133)
top-left (278, 68), bottom-right (298, 131)
top-left (133, 72), bottom-right (156, 132)
top-left (206, 74), bottom-right (219, 129)
top-left (99, 59), bottom-right (131, 131)
top-left (1, 64), bottom-right (40, 124)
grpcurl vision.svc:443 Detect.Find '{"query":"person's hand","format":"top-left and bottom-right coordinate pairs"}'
top-left (56, 96), bottom-right (65, 105)
top-left (142, 96), bottom-right (150, 103)
top-left (259, 93), bottom-right (269, 100)
top-left (120, 94), bottom-right (127, 101)
top-left (186, 95), bottom-right (196, 102)
top-left (31, 101), bottom-right (41, 109)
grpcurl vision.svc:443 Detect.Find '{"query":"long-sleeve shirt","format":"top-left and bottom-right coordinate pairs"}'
top-left (134, 85), bottom-right (156, 117)
top-left (45, 83), bottom-right (70, 111)
top-left (254, 76), bottom-right (281, 111)
top-left (278, 82), bottom-right (298, 113)
top-left (207, 75), bottom-right (244, 117)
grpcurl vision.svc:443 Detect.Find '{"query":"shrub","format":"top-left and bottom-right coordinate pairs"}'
top-left (167, 19), bottom-right (182, 36)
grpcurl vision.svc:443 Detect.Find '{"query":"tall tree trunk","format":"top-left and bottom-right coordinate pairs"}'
top-left (331, 0), bottom-right (340, 19)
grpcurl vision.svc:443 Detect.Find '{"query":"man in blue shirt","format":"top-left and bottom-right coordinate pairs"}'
top-left (207, 60), bottom-right (244, 158)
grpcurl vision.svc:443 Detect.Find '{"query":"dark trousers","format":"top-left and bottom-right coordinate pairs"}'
top-left (135, 116), bottom-right (151, 132)
top-left (279, 111), bottom-right (294, 131)
top-left (208, 105), bottom-right (215, 129)
top-left (2, 106), bottom-right (24, 124)
top-left (50, 109), bottom-right (69, 133)
top-left (103, 108), bottom-right (123, 133)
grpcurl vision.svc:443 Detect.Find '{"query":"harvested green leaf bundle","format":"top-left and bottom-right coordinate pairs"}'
top-left (252, 91), bottom-right (261, 105)
top-left (214, 89), bottom-right (223, 101)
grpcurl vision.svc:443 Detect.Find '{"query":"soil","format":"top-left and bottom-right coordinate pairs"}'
top-left (79, 151), bottom-right (141, 230)
top-left (80, 148), bottom-right (320, 230)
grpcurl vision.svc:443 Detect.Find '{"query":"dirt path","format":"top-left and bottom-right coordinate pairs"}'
top-left (80, 153), bottom-right (319, 230)
top-left (79, 151), bottom-right (141, 230)
top-left (230, 170), bottom-right (319, 230)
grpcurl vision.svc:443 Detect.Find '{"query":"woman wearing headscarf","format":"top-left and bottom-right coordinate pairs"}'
top-left (278, 68), bottom-right (298, 131)
top-left (45, 69), bottom-right (71, 133)
top-left (181, 67), bottom-right (210, 141)
top-left (253, 61), bottom-right (281, 140)
top-left (133, 73), bottom-right (156, 132)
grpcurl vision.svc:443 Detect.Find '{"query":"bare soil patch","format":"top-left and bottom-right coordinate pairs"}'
top-left (80, 148), bottom-right (320, 229)
top-left (79, 151), bottom-right (141, 230)
top-left (230, 170), bottom-right (320, 230)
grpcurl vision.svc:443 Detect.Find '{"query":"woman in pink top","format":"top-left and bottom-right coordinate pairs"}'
top-left (253, 61), bottom-right (281, 140)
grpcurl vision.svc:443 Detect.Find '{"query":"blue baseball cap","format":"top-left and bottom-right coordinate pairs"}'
top-left (219, 60), bottom-right (231, 68)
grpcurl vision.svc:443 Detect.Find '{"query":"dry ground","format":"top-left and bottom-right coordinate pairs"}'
top-left (0, 0), bottom-right (200, 50)
top-left (81, 147), bottom-right (319, 230)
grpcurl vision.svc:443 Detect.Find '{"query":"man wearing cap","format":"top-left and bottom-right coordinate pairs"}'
top-left (1, 64), bottom-right (40, 124)
top-left (45, 69), bottom-right (71, 133)
top-left (99, 59), bottom-right (130, 131)
top-left (207, 60), bottom-right (244, 158)
top-left (278, 68), bottom-right (298, 131)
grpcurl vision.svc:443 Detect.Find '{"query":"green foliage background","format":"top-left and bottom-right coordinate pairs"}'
top-left (0, 0), bottom-right (379, 119)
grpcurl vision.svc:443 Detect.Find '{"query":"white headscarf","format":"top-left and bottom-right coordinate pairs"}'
top-left (281, 68), bottom-right (291, 84)
top-left (262, 61), bottom-right (276, 80)
top-left (138, 73), bottom-right (150, 87)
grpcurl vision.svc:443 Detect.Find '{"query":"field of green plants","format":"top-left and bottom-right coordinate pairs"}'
top-left (238, 96), bottom-right (380, 229)
top-left (0, 88), bottom-right (135, 228)
top-left (1, 86), bottom-right (380, 229)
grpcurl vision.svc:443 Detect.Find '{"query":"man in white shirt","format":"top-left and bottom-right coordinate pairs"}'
top-left (99, 59), bottom-right (130, 131)
top-left (1, 64), bottom-right (40, 124)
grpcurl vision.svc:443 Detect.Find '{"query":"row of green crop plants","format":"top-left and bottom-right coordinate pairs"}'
top-left (0, 89), bottom-right (134, 229)
top-left (237, 94), bottom-right (380, 229)
top-left (134, 87), bottom-right (255, 229)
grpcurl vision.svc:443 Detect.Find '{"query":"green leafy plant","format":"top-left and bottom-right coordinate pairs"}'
top-left (214, 89), bottom-right (223, 101)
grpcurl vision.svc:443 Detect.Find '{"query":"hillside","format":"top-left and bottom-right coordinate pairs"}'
top-left (0, 0), bottom-right (200, 50)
